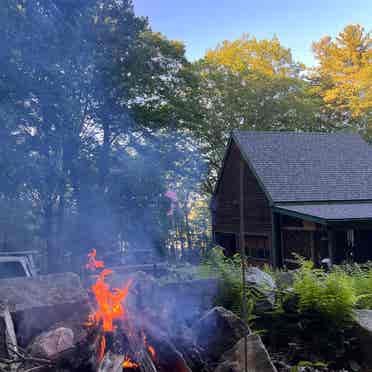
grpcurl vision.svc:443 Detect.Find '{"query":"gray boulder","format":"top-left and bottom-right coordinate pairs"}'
top-left (27, 320), bottom-right (99, 371)
top-left (193, 307), bottom-right (250, 363)
top-left (354, 309), bottom-right (372, 365)
top-left (28, 327), bottom-right (74, 358)
top-left (275, 271), bottom-right (294, 289)
top-left (245, 267), bottom-right (276, 312)
top-left (214, 335), bottom-right (277, 372)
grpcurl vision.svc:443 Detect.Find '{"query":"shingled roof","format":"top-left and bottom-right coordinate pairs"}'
top-left (233, 130), bottom-right (372, 204)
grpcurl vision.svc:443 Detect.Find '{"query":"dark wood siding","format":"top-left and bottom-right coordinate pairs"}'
top-left (212, 140), bottom-right (273, 261)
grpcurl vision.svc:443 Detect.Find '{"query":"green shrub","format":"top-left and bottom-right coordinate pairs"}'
top-left (293, 258), bottom-right (356, 327)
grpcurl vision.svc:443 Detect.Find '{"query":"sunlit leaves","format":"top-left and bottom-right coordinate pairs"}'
top-left (205, 33), bottom-right (304, 78)
top-left (312, 24), bottom-right (372, 123)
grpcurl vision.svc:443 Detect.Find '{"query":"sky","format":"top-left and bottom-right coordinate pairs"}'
top-left (133, 0), bottom-right (371, 67)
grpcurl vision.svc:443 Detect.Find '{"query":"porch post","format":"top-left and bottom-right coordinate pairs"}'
top-left (327, 229), bottom-right (334, 264)
top-left (310, 231), bottom-right (316, 264)
top-left (272, 211), bottom-right (282, 268)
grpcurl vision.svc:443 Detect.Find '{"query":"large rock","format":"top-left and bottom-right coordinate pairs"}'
top-left (171, 328), bottom-right (207, 372)
top-left (193, 307), bottom-right (250, 363)
top-left (245, 267), bottom-right (276, 289)
top-left (214, 335), bottom-right (277, 372)
top-left (275, 271), bottom-right (294, 289)
top-left (245, 267), bottom-right (276, 313)
top-left (354, 309), bottom-right (372, 365)
top-left (0, 273), bottom-right (91, 346)
top-left (28, 327), bottom-right (74, 358)
top-left (27, 319), bottom-right (99, 371)
top-left (146, 333), bottom-right (192, 372)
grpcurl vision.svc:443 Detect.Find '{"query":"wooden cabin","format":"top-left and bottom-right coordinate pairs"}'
top-left (211, 131), bottom-right (372, 267)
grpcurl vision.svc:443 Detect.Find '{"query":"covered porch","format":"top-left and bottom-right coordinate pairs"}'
top-left (272, 202), bottom-right (372, 267)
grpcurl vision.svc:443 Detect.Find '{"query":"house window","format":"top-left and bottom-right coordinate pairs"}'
top-left (244, 235), bottom-right (269, 259)
top-left (347, 229), bottom-right (354, 247)
top-left (283, 230), bottom-right (312, 261)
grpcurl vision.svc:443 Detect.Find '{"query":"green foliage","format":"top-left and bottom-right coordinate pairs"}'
top-left (199, 247), bottom-right (254, 320)
top-left (189, 50), bottom-right (330, 194)
top-left (291, 360), bottom-right (328, 371)
top-left (292, 258), bottom-right (357, 327)
top-left (0, 0), bottom-right (206, 270)
top-left (339, 262), bottom-right (372, 309)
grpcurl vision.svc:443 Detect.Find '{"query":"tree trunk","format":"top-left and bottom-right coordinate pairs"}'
top-left (100, 121), bottom-right (111, 192)
top-left (44, 200), bottom-right (54, 274)
top-left (183, 205), bottom-right (193, 251)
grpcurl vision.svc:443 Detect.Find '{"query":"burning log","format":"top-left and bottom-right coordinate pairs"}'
top-left (138, 350), bottom-right (158, 372)
top-left (84, 249), bottom-right (194, 372)
top-left (97, 351), bottom-right (126, 372)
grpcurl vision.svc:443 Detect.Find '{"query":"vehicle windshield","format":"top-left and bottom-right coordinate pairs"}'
top-left (0, 261), bottom-right (27, 279)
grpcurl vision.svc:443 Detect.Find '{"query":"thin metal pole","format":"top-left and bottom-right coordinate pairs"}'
top-left (239, 159), bottom-right (248, 372)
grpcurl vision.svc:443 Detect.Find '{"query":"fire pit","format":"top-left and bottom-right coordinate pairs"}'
top-left (0, 249), bottom-right (276, 372)
top-left (85, 249), bottom-right (191, 372)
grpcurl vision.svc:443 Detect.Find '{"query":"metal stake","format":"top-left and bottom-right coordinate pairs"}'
top-left (239, 159), bottom-right (248, 372)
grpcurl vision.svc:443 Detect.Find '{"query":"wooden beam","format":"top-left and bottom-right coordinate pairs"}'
top-left (282, 226), bottom-right (319, 231)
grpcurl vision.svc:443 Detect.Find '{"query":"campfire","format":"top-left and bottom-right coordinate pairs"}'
top-left (85, 248), bottom-right (157, 371)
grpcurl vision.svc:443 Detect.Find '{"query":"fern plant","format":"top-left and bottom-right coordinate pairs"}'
top-left (199, 246), bottom-right (254, 320)
top-left (292, 258), bottom-right (356, 327)
top-left (342, 262), bottom-right (372, 309)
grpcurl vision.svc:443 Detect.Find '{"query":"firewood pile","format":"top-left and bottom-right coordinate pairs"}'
top-left (0, 258), bottom-right (276, 372)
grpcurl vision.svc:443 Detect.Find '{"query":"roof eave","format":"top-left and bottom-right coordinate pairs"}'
top-left (232, 131), bottom-right (274, 206)
top-left (212, 134), bottom-right (234, 197)
top-left (273, 206), bottom-right (372, 225)
top-left (272, 206), bottom-right (327, 225)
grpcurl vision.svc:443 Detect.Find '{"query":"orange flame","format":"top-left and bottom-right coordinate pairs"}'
top-left (86, 249), bottom-right (132, 363)
top-left (86, 248), bottom-right (104, 270)
top-left (143, 334), bottom-right (156, 360)
top-left (98, 335), bottom-right (106, 362)
top-left (148, 345), bottom-right (156, 359)
top-left (122, 357), bottom-right (139, 368)
top-left (86, 249), bottom-right (155, 368)
top-left (90, 268), bottom-right (132, 332)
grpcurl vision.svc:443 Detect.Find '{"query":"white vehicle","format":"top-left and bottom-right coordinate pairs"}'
top-left (0, 251), bottom-right (38, 279)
